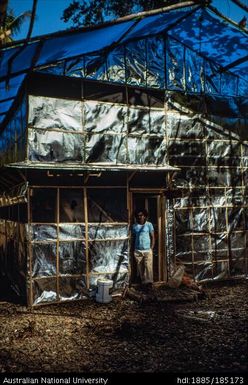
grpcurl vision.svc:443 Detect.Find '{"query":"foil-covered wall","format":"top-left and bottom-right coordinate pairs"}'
top-left (167, 97), bottom-right (248, 281)
top-left (0, 24), bottom-right (247, 304)
top-left (27, 91), bottom-right (248, 285)
top-left (28, 96), bottom-right (167, 166)
top-left (28, 187), bottom-right (129, 306)
top-left (29, 222), bottom-right (86, 305)
top-left (37, 35), bottom-right (246, 97)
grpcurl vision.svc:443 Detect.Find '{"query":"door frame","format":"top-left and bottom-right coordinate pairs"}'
top-left (128, 189), bottom-right (167, 282)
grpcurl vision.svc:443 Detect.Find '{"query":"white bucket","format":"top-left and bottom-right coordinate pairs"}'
top-left (96, 278), bottom-right (113, 303)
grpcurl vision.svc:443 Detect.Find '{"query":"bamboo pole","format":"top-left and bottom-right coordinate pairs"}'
top-left (30, 185), bottom-right (126, 189)
top-left (113, 1), bottom-right (199, 23)
top-left (27, 188), bottom-right (33, 308)
top-left (157, 195), bottom-right (162, 281)
top-left (128, 188), bottom-right (133, 285)
top-left (129, 187), bottom-right (165, 192)
top-left (161, 194), bottom-right (167, 281)
top-left (208, 4), bottom-right (248, 31)
top-left (127, 173), bottom-right (132, 286)
top-left (84, 187), bottom-right (89, 289)
top-left (56, 188), bottom-right (60, 301)
top-left (190, 207), bottom-right (195, 278)
top-left (2, 1), bottom-right (198, 51)
top-left (225, 188), bottom-right (232, 277)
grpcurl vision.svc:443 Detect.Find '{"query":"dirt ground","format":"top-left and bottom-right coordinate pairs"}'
top-left (0, 279), bottom-right (247, 374)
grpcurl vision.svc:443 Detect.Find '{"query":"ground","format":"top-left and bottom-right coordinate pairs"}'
top-left (0, 279), bottom-right (247, 375)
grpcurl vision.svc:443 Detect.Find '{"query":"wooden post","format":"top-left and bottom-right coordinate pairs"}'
top-left (27, 188), bottom-right (33, 308)
top-left (160, 194), bottom-right (167, 281)
top-left (56, 188), bottom-right (60, 301)
top-left (157, 195), bottom-right (162, 281)
top-left (127, 175), bottom-right (133, 286)
top-left (84, 187), bottom-right (89, 289)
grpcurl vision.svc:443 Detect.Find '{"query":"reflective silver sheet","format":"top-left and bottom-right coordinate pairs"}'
top-left (32, 278), bottom-right (57, 305)
top-left (126, 39), bottom-right (146, 87)
top-left (12, 92), bottom-right (248, 290)
top-left (28, 97), bottom-right (170, 167)
top-left (26, 184), bottom-right (129, 306)
top-left (84, 101), bottom-right (127, 134)
top-left (167, 96), bottom-right (247, 281)
top-left (35, 33), bottom-right (245, 99)
top-left (59, 241), bottom-right (86, 275)
top-left (85, 133), bottom-right (127, 164)
top-left (1, 18), bottom-right (247, 307)
top-left (90, 239), bottom-right (128, 273)
top-left (59, 277), bottom-right (86, 301)
top-left (106, 45), bottom-right (126, 83)
top-left (32, 243), bottom-right (57, 278)
top-left (28, 129), bottom-right (84, 162)
top-left (88, 224), bottom-right (128, 240)
top-left (28, 96), bottom-right (82, 131)
top-left (59, 224), bottom-right (85, 240)
top-left (30, 224), bottom-right (57, 241)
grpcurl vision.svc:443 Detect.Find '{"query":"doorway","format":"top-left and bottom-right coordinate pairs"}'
top-left (131, 192), bottom-right (166, 282)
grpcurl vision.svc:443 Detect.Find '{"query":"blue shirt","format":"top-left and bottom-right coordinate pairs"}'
top-left (132, 221), bottom-right (154, 251)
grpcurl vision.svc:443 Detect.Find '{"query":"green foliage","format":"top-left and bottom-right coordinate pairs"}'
top-left (61, 0), bottom-right (183, 27)
top-left (0, 8), bottom-right (31, 44)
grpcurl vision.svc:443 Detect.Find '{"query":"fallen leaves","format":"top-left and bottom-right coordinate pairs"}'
top-left (0, 280), bottom-right (246, 373)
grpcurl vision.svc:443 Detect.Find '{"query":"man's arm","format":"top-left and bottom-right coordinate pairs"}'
top-left (150, 231), bottom-right (155, 250)
top-left (131, 225), bottom-right (135, 252)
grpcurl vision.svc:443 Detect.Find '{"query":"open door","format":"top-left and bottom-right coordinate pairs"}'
top-left (131, 192), bottom-right (166, 282)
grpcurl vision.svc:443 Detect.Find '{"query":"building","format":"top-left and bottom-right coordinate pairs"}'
top-left (0, 1), bottom-right (247, 306)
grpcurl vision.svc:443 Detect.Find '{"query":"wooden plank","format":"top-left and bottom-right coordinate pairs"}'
top-left (84, 187), bottom-right (89, 289)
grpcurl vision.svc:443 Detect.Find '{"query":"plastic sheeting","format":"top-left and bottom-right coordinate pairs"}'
top-left (90, 239), bottom-right (128, 274)
top-left (172, 8), bottom-right (247, 79)
top-left (27, 96), bottom-right (168, 167)
top-left (89, 227), bottom-right (128, 274)
top-left (0, 2), bottom-right (247, 301)
top-left (0, 4), bottom-right (247, 125)
top-left (29, 96), bottom-right (82, 131)
top-left (24, 94), bottom-right (248, 176)
top-left (26, 187), bottom-right (129, 305)
top-left (2, 90), bottom-right (247, 292)
top-left (36, 34), bottom-right (247, 99)
top-left (32, 277), bottom-right (86, 305)
top-left (169, 95), bottom-right (248, 280)
top-left (36, 21), bottom-right (135, 67)
top-left (30, 224), bottom-right (86, 278)
top-left (28, 129), bottom-right (84, 162)
top-left (1, 92), bottom-right (247, 301)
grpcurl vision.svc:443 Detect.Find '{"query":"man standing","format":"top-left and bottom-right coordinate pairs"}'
top-left (132, 209), bottom-right (155, 287)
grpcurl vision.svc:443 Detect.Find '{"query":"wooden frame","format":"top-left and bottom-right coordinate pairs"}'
top-left (129, 189), bottom-right (167, 283)
top-left (27, 183), bottom-right (129, 306)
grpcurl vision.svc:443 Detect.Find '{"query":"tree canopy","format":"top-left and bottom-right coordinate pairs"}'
top-left (0, 8), bottom-right (31, 45)
top-left (61, 0), bottom-right (186, 27)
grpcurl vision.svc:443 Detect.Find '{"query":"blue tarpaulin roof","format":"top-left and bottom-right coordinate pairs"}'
top-left (0, 3), bottom-right (247, 126)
